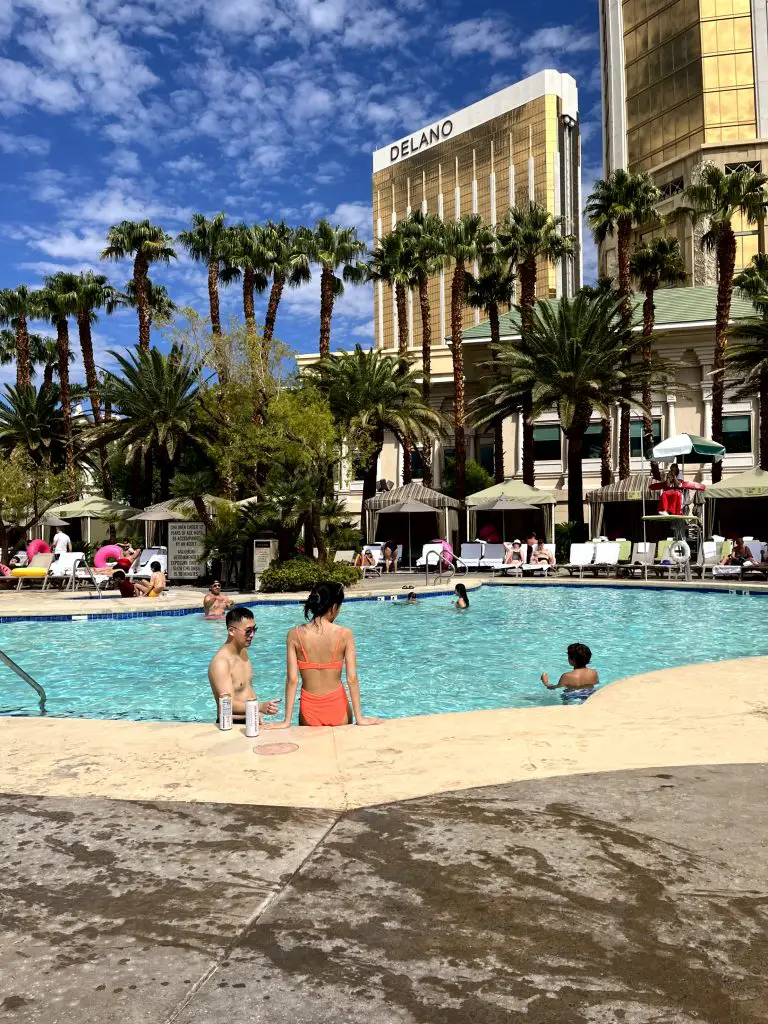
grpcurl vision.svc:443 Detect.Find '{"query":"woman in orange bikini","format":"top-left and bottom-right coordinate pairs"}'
top-left (267, 582), bottom-right (381, 728)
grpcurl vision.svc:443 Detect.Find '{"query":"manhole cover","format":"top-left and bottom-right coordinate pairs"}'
top-left (254, 742), bottom-right (299, 756)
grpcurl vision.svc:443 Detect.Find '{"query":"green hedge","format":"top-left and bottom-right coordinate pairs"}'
top-left (258, 558), bottom-right (362, 594)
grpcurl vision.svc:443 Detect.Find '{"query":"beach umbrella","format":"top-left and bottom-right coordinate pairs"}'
top-left (470, 497), bottom-right (535, 543)
top-left (651, 433), bottom-right (725, 463)
top-left (41, 514), bottom-right (69, 527)
top-left (377, 499), bottom-right (436, 569)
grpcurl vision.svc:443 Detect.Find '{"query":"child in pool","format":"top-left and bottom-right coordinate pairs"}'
top-left (541, 642), bottom-right (598, 704)
top-left (453, 583), bottom-right (469, 609)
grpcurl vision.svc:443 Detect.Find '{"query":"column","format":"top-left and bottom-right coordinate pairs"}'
top-left (516, 411), bottom-right (524, 476)
top-left (508, 133), bottom-right (515, 209)
top-left (421, 170), bottom-right (427, 214)
top-left (438, 169), bottom-right (446, 347)
top-left (528, 126), bottom-right (535, 201)
top-left (666, 393), bottom-right (677, 438)
top-left (489, 138), bottom-right (497, 226)
top-left (376, 203), bottom-right (384, 348)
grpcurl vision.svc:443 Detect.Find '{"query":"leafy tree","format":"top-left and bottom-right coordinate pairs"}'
top-left (630, 237), bottom-right (687, 478)
top-left (440, 457), bottom-right (494, 500)
top-left (101, 220), bottom-right (177, 352)
top-left (0, 447), bottom-right (68, 565)
top-left (0, 285), bottom-right (42, 388)
top-left (299, 220), bottom-right (367, 357)
top-left (39, 272), bottom-right (79, 497)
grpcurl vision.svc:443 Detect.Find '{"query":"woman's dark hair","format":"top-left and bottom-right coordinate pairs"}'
top-left (304, 581), bottom-right (345, 620)
top-left (454, 583), bottom-right (470, 606)
top-left (150, 560), bottom-right (161, 571)
top-left (567, 642), bottom-right (592, 667)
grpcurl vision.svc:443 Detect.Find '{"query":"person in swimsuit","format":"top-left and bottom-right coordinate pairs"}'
top-left (541, 642), bottom-right (599, 705)
top-left (533, 539), bottom-right (556, 567)
top-left (453, 583), bottom-right (470, 609)
top-left (267, 581), bottom-right (381, 728)
top-left (208, 607), bottom-right (281, 724)
top-left (382, 541), bottom-right (399, 573)
top-left (134, 560), bottom-right (165, 598)
top-left (203, 580), bottom-right (234, 618)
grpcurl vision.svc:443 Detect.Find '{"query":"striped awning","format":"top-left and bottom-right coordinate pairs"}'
top-left (364, 481), bottom-right (462, 510)
top-left (585, 474), bottom-right (655, 504)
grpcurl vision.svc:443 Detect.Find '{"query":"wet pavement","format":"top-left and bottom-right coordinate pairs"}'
top-left (2, 764), bottom-right (767, 1023)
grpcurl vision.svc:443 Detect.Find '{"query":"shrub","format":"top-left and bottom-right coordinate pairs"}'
top-left (441, 457), bottom-right (494, 498)
top-left (258, 558), bottom-right (362, 593)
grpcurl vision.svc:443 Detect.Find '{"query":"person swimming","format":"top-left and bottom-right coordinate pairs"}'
top-left (540, 642), bottom-right (599, 704)
top-left (266, 582), bottom-right (381, 729)
top-left (203, 581), bottom-right (234, 619)
top-left (453, 583), bottom-right (469, 609)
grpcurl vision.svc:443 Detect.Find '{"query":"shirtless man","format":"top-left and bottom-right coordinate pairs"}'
top-left (203, 581), bottom-right (234, 618)
top-left (208, 607), bottom-right (281, 723)
top-left (541, 642), bottom-right (599, 705)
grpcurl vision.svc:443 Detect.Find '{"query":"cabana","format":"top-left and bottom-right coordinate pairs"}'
top-left (585, 474), bottom-right (655, 540)
top-left (49, 497), bottom-right (140, 545)
top-left (705, 467), bottom-right (768, 538)
top-left (364, 483), bottom-right (462, 555)
top-left (466, 480), bottom-right (562, 542)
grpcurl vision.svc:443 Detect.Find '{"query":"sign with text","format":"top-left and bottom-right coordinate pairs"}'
top-left (168, 521), bottom-right (206, 579)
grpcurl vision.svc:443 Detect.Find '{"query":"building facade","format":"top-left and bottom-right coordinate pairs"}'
top-left (371, 70), bottom-right (582, 354)
top-left (599, 0), bottom-right (768, 280)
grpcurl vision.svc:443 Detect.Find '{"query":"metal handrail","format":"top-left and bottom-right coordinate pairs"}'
top-left (0, 649), bottom-right (47, 713)
top-left (424, 549), bottom-right (456, 586)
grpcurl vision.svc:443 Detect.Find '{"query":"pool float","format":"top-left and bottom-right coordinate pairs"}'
top-left (26, 539), bottom-right (51, 559)
top-left (94, 544), bottom-right (123, 569)
top-left (0, 563), bottom-right (10, 577)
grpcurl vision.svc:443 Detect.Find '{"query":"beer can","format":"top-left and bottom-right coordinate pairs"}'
top-left (218, 694), bottom-right (233, 731)
top-left (245, 698), bottom-right (259, 738)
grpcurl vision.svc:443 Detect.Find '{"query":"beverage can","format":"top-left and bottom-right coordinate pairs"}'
top-left (218, 694), bottom-right (233, 731)
top-left (245, 698), bottom-right (260, 737)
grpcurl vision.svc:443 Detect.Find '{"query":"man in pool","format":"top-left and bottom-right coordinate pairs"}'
top-left (541, 642), bottom-right (599, 705)
top-left (203, 581), bottom-right (234, 618)
top-left (208, 607), bottom-right (281, 723)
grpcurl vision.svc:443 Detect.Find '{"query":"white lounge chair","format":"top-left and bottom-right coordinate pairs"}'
top-left (590, 542), bottom-right (621, 577)
top-left (416, 543), bottom-right (445, 570)
top-left (621, 542), bottom-right (656, 578)
top-left (129, 547), bottom-right (168, 579)
top-left (565, 543), bottom-right (595, 578)
top-left (459, 542), bottom-right (484, 569)
top-left (42, 552), bottom-right (85, 590)
top-left (480, 543), bottom-right (505, 571)
top-left (695, 541), bottom-right (719, 579)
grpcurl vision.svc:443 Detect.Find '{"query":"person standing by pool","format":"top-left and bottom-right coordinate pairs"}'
top-left (52, 526), bottom-right (71, 558)
top-left (204, 581), bottom-right (234, 618)
top-left (208, 607), bottom-right (281, 724)
top-left (541, 643), bottom-right (599, 704)
top-left (382, 540), bottom-right (399, 573)
top-left (453, 583), bottom-right (470, 609)
top-left (267, 582), bottom-right (381, 728)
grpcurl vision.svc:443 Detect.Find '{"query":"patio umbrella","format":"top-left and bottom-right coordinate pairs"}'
top-left (51, 497), bottom-right (141, 520)
top-left (40, 514), bottom-right (69, 527)
top-left (651, 433), bottom-right (725, 463)
top-left (377, 499), bottom-right (436, 569)
top-left (470, 497), bottom-right (535, 543)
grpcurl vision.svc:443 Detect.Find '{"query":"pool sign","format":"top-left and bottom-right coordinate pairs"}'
top-left (168, 521), bottom-right (206, 579)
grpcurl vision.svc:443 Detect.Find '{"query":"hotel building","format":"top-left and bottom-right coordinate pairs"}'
top-left (599, 0), bottom-right (768, 279)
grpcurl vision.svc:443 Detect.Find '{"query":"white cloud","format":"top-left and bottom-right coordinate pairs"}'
top-left (442, 18), bottom-right (514, 63)
top-left (105, 149), bottom-right (141, 175)
top-left (327, 201), bottom-right (373, 244)
top-left (0, 129), bottom-right (50, 155)
top-left (0, 57), bottom-right (80, 113)
top-left (520, 25), bottom-right (598, 77)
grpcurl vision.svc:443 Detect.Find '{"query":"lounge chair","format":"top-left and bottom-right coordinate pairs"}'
top-left (479, 543), bottom-right (506, 571)
top-left (10, 553), bottom-right (53, 590)
top-left (650, 539), bottom-right (675, 577)
top-left (42, 552), bottom-right (85, 591)
top-left (711, 540), bottom-right (740, 580)
top-left (565, 543), bottom-right (595, 578)
top-left (459, 542), bottom-right (484, 569)
top-left (416, 543), bottom-right (445, 570)
top-left (129, 547), bottom-right (168, 580)
top-left (695, 541), bottom-right (719, 579)
top-left (590, 542), bottom-right (621, 577)
top-left (619, 541), bottom-right (656, 578)
top-left (333, 550), bottom-right (355, 564)
top-left (521, 544), bottom-right (558, 577)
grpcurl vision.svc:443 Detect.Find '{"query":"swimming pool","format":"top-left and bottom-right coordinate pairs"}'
top-left (1, 586), bottom-right (766, 722)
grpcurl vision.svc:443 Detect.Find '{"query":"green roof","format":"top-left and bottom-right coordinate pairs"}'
top-left (460, 284), bottom-right (757, 342)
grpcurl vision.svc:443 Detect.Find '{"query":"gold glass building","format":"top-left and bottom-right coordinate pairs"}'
top-left (600, 0), bottom-right (768, 280)
top-left (371, 70), bottom-right (582, 353)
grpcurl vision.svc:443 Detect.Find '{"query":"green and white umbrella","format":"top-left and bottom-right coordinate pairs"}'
top-left (651, 433), bottom-right (725, 463)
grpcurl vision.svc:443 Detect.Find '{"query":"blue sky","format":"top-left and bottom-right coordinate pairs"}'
top-left (0, 0), bottom-right (602, 385)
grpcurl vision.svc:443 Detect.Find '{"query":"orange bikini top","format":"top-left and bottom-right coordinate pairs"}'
top-left (296, 627), bottom-right (345, 671)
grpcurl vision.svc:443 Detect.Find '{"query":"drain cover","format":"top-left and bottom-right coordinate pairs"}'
top-left (254, 742), bottom-right (299, 756)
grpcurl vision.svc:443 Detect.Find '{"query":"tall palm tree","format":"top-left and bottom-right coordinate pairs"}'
top-left (464, 253), bottom-right (516, 483)
top-left (400, 210), bottom-right (444, 486)
top-left (0, 285), bottom-right (42, 388)
top-left (630, 237), bottom-right (687, 478)
top-left (684, 165), bottom-right (768, 480)
top-left (1, 329), bottom-right (48, 379)
top-left (40, 272), bottom-right (79, 497)
top-left (497, 203), bottom-right (574, 485)
top-left (228, 223), bottom-right (269, 335)
top-left (441, 213), bottom-right (495, 501)
top-left (300, 220), bottom-right (367, 358)
top-left (307, 345), bottom-right (446, 517)
top-left (101, 220), bottom-right (177, 353)
top-left (36, 337), bottom-right (72, 392)
top-left (177, 213), bottom-right (238, 338)
top-left (259, 221), bottom-right (311, 343)
top-left (725, 253), bottom-right (768, 470)
top-left (472, 291), bottom-right (661, 531)
top-left (586, 170), bottom-right (661, 478)
top-left (121, 279), bottom-right (177, 329)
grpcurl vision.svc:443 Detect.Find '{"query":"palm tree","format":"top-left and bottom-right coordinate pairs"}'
top-left (36, 337), bottom-right (72, 392)
top-left (497, 203), bottom-right (574, 485)
top-left (300, 220), bottom-right (367, 357)
top-left (473, 291), bottom-right (660, 531)
top-left (1, 329), bottom-right (48, 379)
top-left (94, 346), bottom-right (203, 504)
top-left (0, 285), bottom-right (42, 388)
top-left (630, 237), bottom-right (687, 478)
top-left (724, 254), bottom-right (768, 470)
top-left (39, 273), bottom-right (79, 497)
top-left (101, 220), bottom-right (177, 353)
top-left (228, 223), bottom-right (269, 335)
top-left (684, 165), bottom-right (768, 480)
top-left (440, 213), bottom-right (495, 501)
top-left (121, 279), bottom-right (177, 329)
top-left (464, 253), bottom-right (516, 483)
top-left (586, 170), bottom-right (661, 478)
top-left (307, 345), bottom-right (445, 517)
top-left (177, 213), bottom-right (237, 338)
top-left (0, 382), bottom-right (67, 468)
top-left (400, 211), bottom-right (444, 486)
top-left (259, 221), bottom-right (311, 343)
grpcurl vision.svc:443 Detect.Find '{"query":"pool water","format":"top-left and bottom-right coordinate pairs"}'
top-left (1, 587), bottom-right (767, 722)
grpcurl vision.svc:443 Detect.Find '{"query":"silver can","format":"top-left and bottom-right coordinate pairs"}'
top-left (218, 694), bottom-right (233, 731)
top-left (245, 698), bottom-right (260, 738)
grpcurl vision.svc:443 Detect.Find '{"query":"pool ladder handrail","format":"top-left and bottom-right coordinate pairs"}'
top-left (423, 549), bottom-right (468, 585)
top-left (0, 648), bottom-right (47, 713)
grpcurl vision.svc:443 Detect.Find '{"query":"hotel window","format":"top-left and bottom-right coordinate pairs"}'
top-left (722, 413), bottom-right (752, 453)
top-left (582, 423), bottom-right (604, 460)
top-left (659, 177), bottom-right (684, 198)
top-left (630, 418), bottom-right (662, 457)
top-left (532, 424), bottom-right (561, 461)
top-left (410, 447), bottom-right (424, 480)
top-left (478, 443), bottom-right (495, 476)
top-left (725, 160), bottom-right (761, 174)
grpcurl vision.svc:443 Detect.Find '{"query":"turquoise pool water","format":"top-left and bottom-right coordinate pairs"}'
top-left (1, 586), bottom-right (766, 722)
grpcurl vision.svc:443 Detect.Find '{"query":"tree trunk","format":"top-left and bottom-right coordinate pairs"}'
top-left (617, 217), bottom-right (633, 480)
top-left (488, 302), bottom-right (505, 483)
top-left (208, 260), bottom-right (221, 335)
top-left (304, 512), bottom-right (316, 561)
top-left (134, 254), bottom-right (151, 353)
top-left (361, 436), bottom-right (384, 527)
top-left (57, 319), bottom-right (76, 499)
top-left (243, 267), bottom-right (256, 335)
top-left (600, 417), bottom-right (613, 486)
top-left (566, 402), bottom-right (592, 534)
top-left (319, 267), bottom-right (334, 358)
top-left (159, 449), bottom-right (171, 501)
top-left (77, 311), bottom-right (112, 498)
top-left (43, 361), bottom-right (54, 392)
top-left (712, 227), bottom-right (737, 483)
top-left (16, 313), bottom-right (31, 389)
top-left (130, 450), bottom-right (142, 509)
top-left (451, 262), bottom-right (467, 502)
top-left (264, 272), bottom-right (285, 343)
top-left (519, 258), bottom-right (537, 486)
top-left (193, 496), bottom-right (214, 531)
top-left (642, 284), bottom-right (661, 480)
top-left (143, 448), bottom-right (153, 508)
top-left (417, 272), bottom-right (433, 487)
top-left (395, 281), bottom-right (412, 483)
top-left (760, 366), bottom-right (768, 471)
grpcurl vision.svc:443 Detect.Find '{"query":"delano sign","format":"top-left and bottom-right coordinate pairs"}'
top-left (389, 119), bottom-right (453, 164)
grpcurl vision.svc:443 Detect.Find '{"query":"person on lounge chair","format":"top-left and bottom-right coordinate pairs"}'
top-left (504, 540), bottom-right (525, 567)
top-left (720, 537), bottom-right (751, 566)
top-left (353, 550), bottom-right (376, 568)
top-left (541, 643), bottom-right (599, 705)
top-left (532, 538), bottom-right (555, 567)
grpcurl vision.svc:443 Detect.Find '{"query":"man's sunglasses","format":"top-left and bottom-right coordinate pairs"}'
top-left (235, 625), bottom-right (257, 637)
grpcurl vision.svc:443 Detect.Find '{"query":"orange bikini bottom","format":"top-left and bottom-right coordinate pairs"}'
top-left (299, 685), bottom-right (350, 727)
